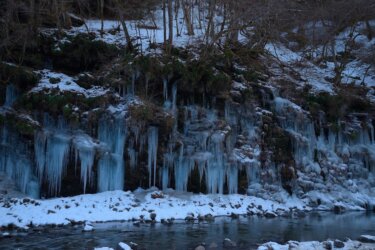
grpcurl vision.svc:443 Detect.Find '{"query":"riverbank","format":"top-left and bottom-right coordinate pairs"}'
top-left (258, 236), bottom-right (375, 250)
top-left (1, 188), bottom-right (373, 230)
top-left (0, 189), bottom-right (304, 229)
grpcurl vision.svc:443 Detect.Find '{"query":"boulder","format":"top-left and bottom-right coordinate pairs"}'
top-left (333, 240), bottom-right (345, 248)
top-left (358, 235), bottom-right (375, 243)
top-left (150, 213), bottom-right (156, 221)
top-left (322, 241), bottom-right (332, 250)
top-left (264, 211), bottom-right (277, 218)
top-left (117, 242), bottom-right (132, 250)
top-left (195, 245), bottom-right (205, 250)
top-left (82, 223), bottom-right (94, 232)
top-left (223, 238), bottom-right (236, 248)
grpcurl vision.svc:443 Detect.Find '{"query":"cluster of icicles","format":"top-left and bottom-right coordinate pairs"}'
top-left (0, 81), bottom-right (262, 198)
top-left (1, 81), bottom-right (375, 199)
top-left (274, 97), bottom-right (375, 174)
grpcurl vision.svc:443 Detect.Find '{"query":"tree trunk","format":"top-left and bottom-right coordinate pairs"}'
top-left (163, 0), bottom-right (167, 47)
top-left (120, 19), bottom-right (133, 51)
top-left (100, 0), bottom-right (104, 37)
top-left (168, 0), bottom-right (173, 52)
top-left (183, 0), bottom-right (194, 35)
top-left (205, 0), bottom-right (215, 44)
top-left (174, 0), bottom-right (180, 36)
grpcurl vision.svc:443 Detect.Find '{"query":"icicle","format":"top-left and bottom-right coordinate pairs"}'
top-left (1, 126), bottom-right (39, 198)
top-left (205, 131), bottom-right (226, 194)
top-left (246, 161), bottom-right (260, 185)
top-left (4, 84), bottom-right (18, 107)
top-left (147, 126), bottom-right (158, 187)
top-left (226, 165), bottom-right (238, 194)
top-left (163, 78), bottom-right (168, 101)
top-left (174, 145), bottom-right (195, 191)
top-left (161, 166), bottom-right (169, 190)
top-left (97, 118), bottom-right (126, 192)
top-left (128, 148), bottom-right (137, 169)
top-left (34, 131), bottom-right (47, 180)
top-left (44, 133), bottom-right (71, 196)
top-left (172, 83), bottom-right (177, 115)
top-left (74, 135), bottom-right (96, 193)
top-left (26, 178), bottom-right (40, 199)
top-left (274, 97), bottom-right (317, 167)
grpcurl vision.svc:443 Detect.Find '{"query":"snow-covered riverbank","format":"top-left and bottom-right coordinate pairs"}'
top-left (258, 236), bottom-right (375, 250)
top-left (1, 187), bottom-right (374, 230)
top-left (0, 189), bottom-right (308, 229)
top-left (98, 236), bottom-right (375, 250)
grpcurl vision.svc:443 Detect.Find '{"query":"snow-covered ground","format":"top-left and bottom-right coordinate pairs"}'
top-left (265, 43), bottom-right (336, 94)
top-left (0, 189), bottom-right (308, 229)
top-left (94, 236), bottom-right (375, 250)
top-left (63, 4), bottom-right (220, 52)
top-left (32, 70), bottom-right (110, 98)
top-left (265, 21), bottom-right (375, 96)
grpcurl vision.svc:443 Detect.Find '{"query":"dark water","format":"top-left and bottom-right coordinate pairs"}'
top-left (1, 212), bottom-right (375, 250)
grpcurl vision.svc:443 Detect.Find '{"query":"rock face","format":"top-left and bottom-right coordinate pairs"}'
top-left (0, 11), bottom-right (374, 210)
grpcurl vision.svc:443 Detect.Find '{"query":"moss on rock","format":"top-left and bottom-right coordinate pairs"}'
top-left (0, 63), bottom-right (39, 89)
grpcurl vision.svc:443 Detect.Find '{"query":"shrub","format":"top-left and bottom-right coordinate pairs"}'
top-left (0, 63), bottom-right (39, 89)
top-left (52, 34), bottom-right (119, 73)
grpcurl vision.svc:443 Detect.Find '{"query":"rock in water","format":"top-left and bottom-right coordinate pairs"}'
top-left (223, 238), bottom-right (236, 248)
top-left (208, 242), bottom-right (218, 249)
top-left (358, 235), bottom-right (375, 243)
top-left (118, 242), bottom-right (132, 250)
top-left (83, 222), bottom-right (94, 232)
top-left (2, 232), bottom-right (11, 238)
top-left (150, 213), bottom-right (156, 221)
top-left (334, 240), bottom-right (345, 248)
top-left (264, 211), bottom-right (277, 218)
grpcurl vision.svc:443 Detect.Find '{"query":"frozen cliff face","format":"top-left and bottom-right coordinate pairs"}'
top-left (156, 93), bottom-right (263, 194)
top-left (0, 126), bottom-right (39, 199)
top-left (1, 69), bottom-right (374, 201)
top-left (273, 95), bottom-right (375, 205)
top-left (1, 24), bottom-right (374, 201)
top-left (1, 88), bottom-right (374, 201)
top-left (274, 96), bottom-right (375, 175)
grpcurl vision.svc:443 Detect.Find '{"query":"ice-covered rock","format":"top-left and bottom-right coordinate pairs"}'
top-left (257, 238), bottom-right (375, 250)
top-left (118, 242), bottom-right (132, 250)
top-left (358, 235), bottom-right (375, 243)
top-left (83, 222), bottom-right (94, 232)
